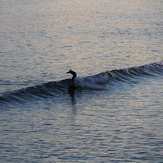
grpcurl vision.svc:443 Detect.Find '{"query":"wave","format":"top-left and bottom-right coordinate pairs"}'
top-left (0, 62), bottom-right (162, 105)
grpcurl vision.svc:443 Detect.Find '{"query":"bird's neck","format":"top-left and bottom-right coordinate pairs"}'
top-left (72, 74), bottom-right (76, 83)
top-left (70, 71), bottom-right (76, 84)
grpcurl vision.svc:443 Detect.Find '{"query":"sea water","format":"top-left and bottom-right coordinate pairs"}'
top-left (0, 0), bottom-right (163, 162)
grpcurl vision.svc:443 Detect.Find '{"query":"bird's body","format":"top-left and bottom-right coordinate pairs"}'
top-left (67, 70), bottom-right (77, 84)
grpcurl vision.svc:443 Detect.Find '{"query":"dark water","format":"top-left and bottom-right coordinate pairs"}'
top-left (0, 0), bottom-right (163, 162)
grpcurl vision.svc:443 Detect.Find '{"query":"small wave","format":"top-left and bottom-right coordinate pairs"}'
top-left (108, 62), bottom-right (163, 81)
top-left (0, 62), bottom-right (162, 105)
top-left (0, 79), bottom-right (71, 104)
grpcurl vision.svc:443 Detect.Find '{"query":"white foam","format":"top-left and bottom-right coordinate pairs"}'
top-left (74, 72), bottom-right (108, 90)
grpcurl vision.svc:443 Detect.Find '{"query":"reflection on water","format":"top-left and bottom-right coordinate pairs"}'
top-left (68, 85), bottom-right (76, 105)
top-left (0, 0), bottom-right (162, 162)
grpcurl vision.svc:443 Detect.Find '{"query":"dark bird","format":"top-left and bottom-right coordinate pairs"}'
top-left (67, 69), bottom-right (77, 84)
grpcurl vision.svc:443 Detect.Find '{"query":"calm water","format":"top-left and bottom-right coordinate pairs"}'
top-left (0, 0), bottom-right (163, 162)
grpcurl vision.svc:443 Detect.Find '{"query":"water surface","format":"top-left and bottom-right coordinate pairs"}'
top-left (0, 0), bottom-right (163, 162)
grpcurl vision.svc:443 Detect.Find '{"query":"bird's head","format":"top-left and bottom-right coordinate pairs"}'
top-left (67, 70), bottom-right (72, 74)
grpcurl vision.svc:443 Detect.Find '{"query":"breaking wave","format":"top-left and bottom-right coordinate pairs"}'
top-left (0, 62), bottom-right (162, 105)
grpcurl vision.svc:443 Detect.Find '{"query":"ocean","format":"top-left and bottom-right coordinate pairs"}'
top-left (0, 0), bottom-right (163, 162)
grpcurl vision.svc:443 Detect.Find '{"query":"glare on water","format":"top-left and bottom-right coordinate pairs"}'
top-left (0, 0), bottom-right (163, 162)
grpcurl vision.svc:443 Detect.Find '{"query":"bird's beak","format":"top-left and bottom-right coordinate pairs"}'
top-left (67, 70), bottom-right (71, 74)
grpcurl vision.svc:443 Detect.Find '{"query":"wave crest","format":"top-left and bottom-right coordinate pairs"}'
top-left (0, 62), bottom-right (162, 105)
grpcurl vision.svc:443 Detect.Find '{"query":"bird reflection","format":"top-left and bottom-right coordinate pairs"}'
top-left (68, 85), bottom-right (76, 105)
